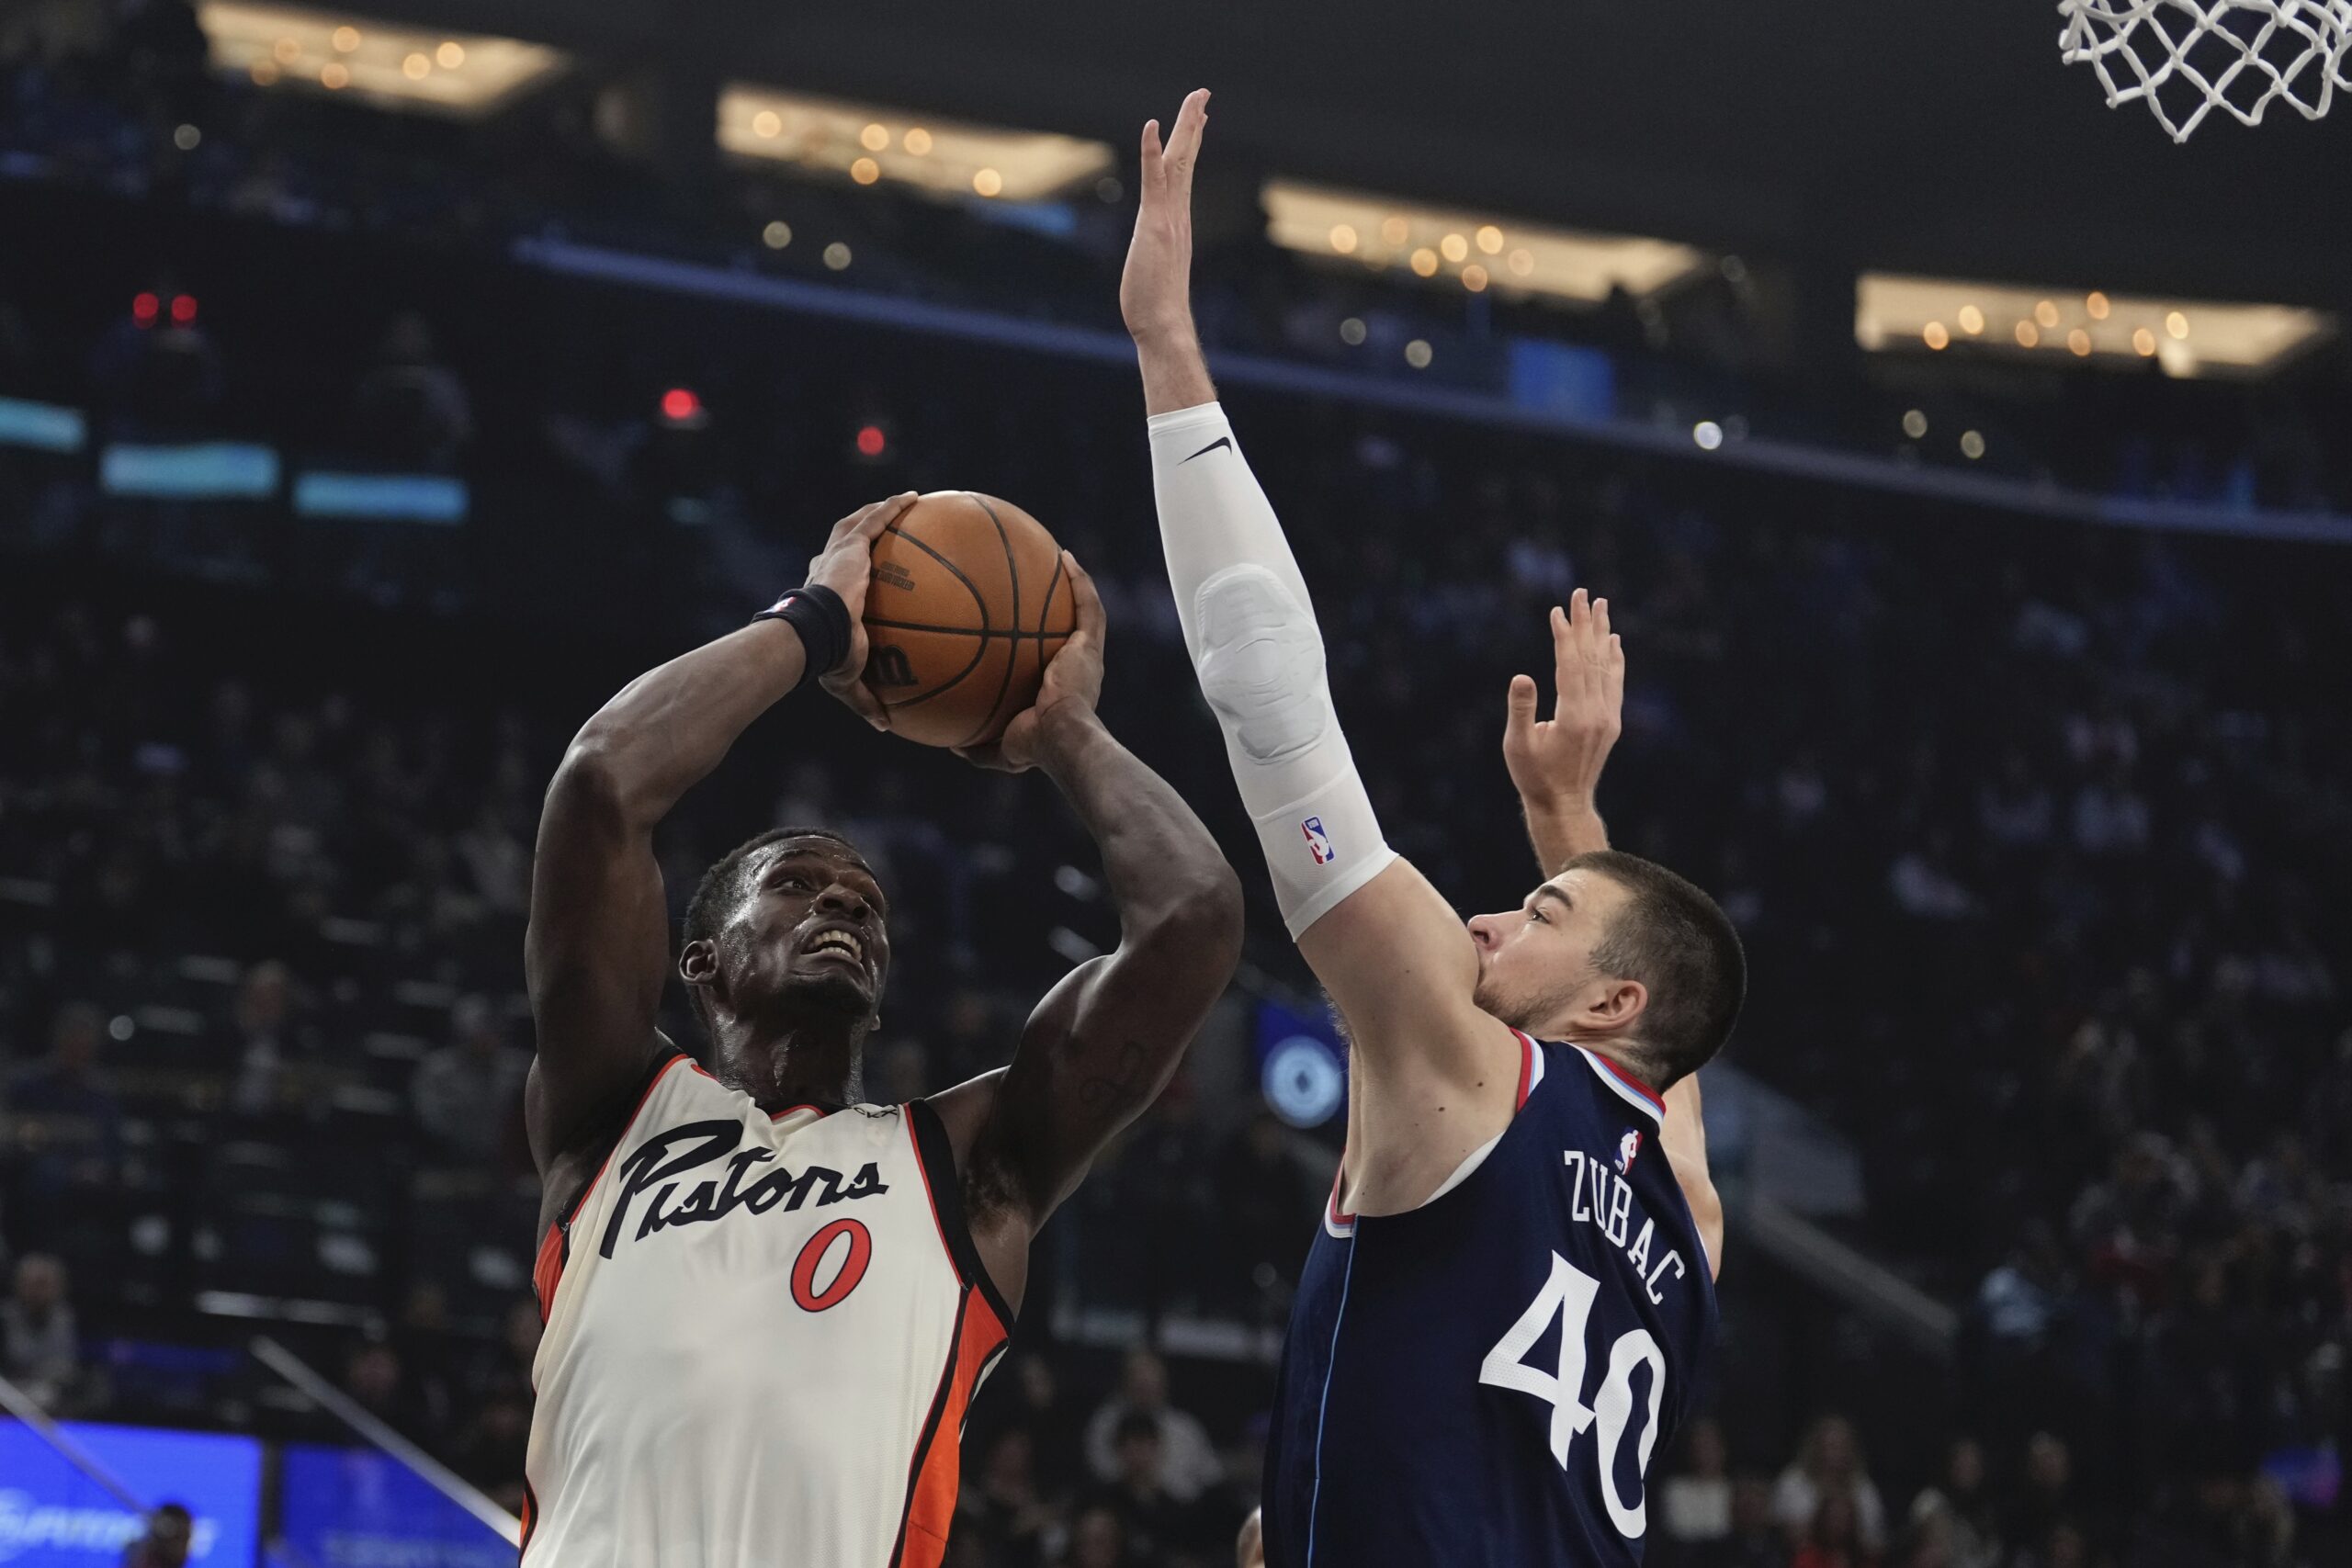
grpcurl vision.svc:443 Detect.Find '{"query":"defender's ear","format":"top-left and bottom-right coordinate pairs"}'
top-left (679, 939), bottom-right (718, 987)
top-left (1568, 976), bottom-right (1648, 1036)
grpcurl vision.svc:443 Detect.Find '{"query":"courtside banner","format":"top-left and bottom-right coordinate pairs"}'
top-left (277, 1445), bottom-right (511, 1568)
top-left (0, 1422), bottom-right (260, 1566)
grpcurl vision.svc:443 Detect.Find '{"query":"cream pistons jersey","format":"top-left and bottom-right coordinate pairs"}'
top-left (523, 1049), bottom-right (1013, 1566)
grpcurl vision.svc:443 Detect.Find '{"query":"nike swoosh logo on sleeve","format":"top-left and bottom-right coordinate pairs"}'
top-left (1182, 436), bottom-right (1232, 462)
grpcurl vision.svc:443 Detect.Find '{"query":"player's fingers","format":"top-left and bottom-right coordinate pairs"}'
top-left (1607, 631), bottom-right (1625, 673)
top-left (1505, 673), bottom-right (1538, 746)
top-left (1167, 89), bottom-right (1210, 174)
top-left (854, 491), bottom-right (918, 540)
top-left (825, 674), bottom-right (891, 731)
top-left (1139, 118), bottom-right (1163, 197)
top-left (1591, 593), bottom-right (1611, 644)
top-left (1551, 604), bottom-right (1581, 696)
top-left (1063, 551), bottom-right (1105, 638)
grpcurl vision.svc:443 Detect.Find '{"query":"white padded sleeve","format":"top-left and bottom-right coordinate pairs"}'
top-left (1148, 401), bottom-right (1396, 938)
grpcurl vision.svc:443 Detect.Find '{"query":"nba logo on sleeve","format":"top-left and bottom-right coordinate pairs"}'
top-left (1615, 1129), bottom-right (1643, 1174)
top-left (1301, 817), bottom-right (1335, 866)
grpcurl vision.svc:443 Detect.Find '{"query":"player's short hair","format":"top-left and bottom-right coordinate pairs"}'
top-left (1563, 849), bottom-right (1745, 1089)
top-left (681, 827), bottom-right (866, 1033)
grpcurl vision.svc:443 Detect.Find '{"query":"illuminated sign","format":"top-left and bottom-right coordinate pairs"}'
top-left (0, 1423), bottom-right (260, 1567)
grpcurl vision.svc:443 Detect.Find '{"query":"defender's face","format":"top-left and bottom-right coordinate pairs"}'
top-left (729, 838), bottom-right (891, 1019)
top-left (1465, 868), bottom-right (1629, 1032)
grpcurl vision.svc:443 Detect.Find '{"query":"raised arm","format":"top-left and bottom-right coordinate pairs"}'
top-left (1125, 93), bottom-right (1513, 1159)
top-left (1506, 590), bottom-right (1624, 874)
top-left (938, 557), bottom-right (1242, 1284)
top-left (524, 496), bottom-right (910, 1200)
top-left (1505, 601), bottom-right (1723, 1274)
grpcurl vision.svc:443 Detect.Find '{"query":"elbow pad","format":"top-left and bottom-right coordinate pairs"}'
top-left (1150, 405), bottom-right (1395, 937)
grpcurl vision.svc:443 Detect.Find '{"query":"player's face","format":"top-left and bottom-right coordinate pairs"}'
top-left (730, 839), bottom-right (892, 1021)
top-left (1465, 869), bottom-right (1629, 1032)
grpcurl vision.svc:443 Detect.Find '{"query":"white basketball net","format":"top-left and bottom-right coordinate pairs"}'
top-left (2059, 0), bottom-right (2352, 139)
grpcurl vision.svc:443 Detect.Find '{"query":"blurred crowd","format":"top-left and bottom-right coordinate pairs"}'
top-left (1, 0), bottom-right (2346, 513)
top-left (0, 7), bottom-right (2346, 1565)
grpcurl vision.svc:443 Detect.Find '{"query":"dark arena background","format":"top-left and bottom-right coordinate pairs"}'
top-left (1, 2), bottom-right (2347, 1564)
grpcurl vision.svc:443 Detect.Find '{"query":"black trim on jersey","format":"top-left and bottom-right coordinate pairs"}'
top-left (546, 1042), bottom-right (689, 1267)
top-left (888, 1288), bottom-right (969, 1568)
top-left (908, 1097), bottom-right (1020, 1330)
top-left (518, 1478), bottom-right (540, 1559)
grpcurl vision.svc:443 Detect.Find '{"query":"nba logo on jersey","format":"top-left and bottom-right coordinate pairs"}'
top-left (1301, 817), bottom-right (1335, 865)
top-left (1615, 1128), bottom-right (1643, 1174)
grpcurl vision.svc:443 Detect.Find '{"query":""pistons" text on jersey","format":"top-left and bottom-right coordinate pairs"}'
top-left (599, 1119), bottom-right (890, 1258)
top-left (1564, 1148), bottom-right (1688, 1305)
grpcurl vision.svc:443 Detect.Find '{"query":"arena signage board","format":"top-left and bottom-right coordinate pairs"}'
top-left (277, 1446), bottom-right (513, 1568)
top-left (0, 1423), bottom-right (260, 1567)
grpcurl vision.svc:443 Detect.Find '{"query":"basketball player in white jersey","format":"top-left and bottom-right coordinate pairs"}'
top-left (518, 492), bottom-right (1243, 1564)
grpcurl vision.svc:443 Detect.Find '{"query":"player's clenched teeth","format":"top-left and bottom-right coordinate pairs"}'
top-left (803, 930), bottom-right (865, 963)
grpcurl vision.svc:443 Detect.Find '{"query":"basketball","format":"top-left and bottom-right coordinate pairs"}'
top-left (862, 491), bottom-right (1079, 748)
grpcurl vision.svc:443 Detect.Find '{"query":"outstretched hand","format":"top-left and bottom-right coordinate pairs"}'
top-left (808, 492), bottom-right (918, 730)
top-left (1504, 588), bottom-right (1624, 813)
top-left (956, 552), bottom-right (1108, 773)
top-left (1121, 88), bottom-right (1210, 346)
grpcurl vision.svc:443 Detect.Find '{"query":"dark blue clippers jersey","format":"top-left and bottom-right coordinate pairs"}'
top-left (1263, 1032), bottom-right (1717, 1568)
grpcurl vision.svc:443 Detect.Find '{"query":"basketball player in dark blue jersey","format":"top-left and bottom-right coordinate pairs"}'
top-left (1123, 91), bottom-right (1744, 1567)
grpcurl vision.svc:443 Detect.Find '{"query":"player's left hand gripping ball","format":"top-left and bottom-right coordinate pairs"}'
top-left (955, 552), bottom-right (1106, 773)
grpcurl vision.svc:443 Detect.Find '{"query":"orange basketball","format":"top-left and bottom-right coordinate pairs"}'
top-left (862, 491), bottom-right (1078, 749)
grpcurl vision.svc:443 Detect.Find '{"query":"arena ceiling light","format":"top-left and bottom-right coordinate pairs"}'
top-left (1261, 180), bottom-right (1705, 303)
top-left (718, 87), bottom-right (1114, 203)
top-left (1856, 273), bottom-right (2333, 378)
top-left (198, 5), bottom-right (567, 117)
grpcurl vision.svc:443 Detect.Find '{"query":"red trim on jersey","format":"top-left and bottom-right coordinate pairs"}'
top-left (1327, 1168), bottom-right (1356, 1228)
top-left (1593, 1049), bottom-right (1667, 1111)
top-left (769, 1100), bottom-right (831, 1121)
top-left (517, 1480), bottom-right (538, 1557)
top-left (1513, 1029), bottom-right (1537, 1111)
top-left (531, 1051), bottom-right (693, 1325)
top-left (895, 1290), bottom-right (1012, 1567)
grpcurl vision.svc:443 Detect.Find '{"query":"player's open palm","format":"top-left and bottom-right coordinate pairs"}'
top-left (957, 552), bottom-right (1107, 773)
top-left (810, 492), bottom-right (917, 729)
top-left (1121, 88), bottom-right (1209, 344)
top-left (1503, 588), bottom-right (1624, 809)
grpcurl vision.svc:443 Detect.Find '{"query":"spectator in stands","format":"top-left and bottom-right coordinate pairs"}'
top-left (1792, 1493), bottom-right (1878, 1568)
top-left (411, 994), bottom-right (527, 1165)
top-left (352, 312), bottom-right (474, 470)
top-left (1, 1253), bottom-right (80, 1410)
top-left (225, 959), bottom-right (306, 1116)
top-left (1662, 1417), bottom-right (1736, 1552)
top-left (984, 1352), bottom-right (1088, 1504)
top-left (341, 1338), bottom-right (437, 1444)
top-left (1085, 1349), bottom-right (1222, 1503)
top-left (1056, 1504), bottom-right (1132, 1568)
top-left (1702, 1477), bottom-right (1792, 1568)
top-left (1773, 1416), bottom-right (1887, 1554)
top-left (2006, 1433), bottom-right (2076, 1551)
top-left (4, 1003), bottom-right (122, 1257)
top-left (959, 1427), bottom-right (1055, 1568)
top-left (1905, 1438), bottom-right (2000, 1568)
top-left (118, 1501), bottom-right (194, 1568)
top-left (1083, 1411), bottom-right (1204, 1567)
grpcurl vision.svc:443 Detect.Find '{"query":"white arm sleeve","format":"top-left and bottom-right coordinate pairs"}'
top-left (1148, 401), bottom-right (1396, 938)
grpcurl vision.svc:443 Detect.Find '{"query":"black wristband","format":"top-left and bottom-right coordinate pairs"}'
top-left (752, 583), bottom-right (852, 691)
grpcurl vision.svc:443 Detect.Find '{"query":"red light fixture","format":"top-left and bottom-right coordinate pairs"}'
top-left (660, 388), bottom-right (702, 423)
top-left (170, 295), bottom-right (198, 326)
top-left (854, 423), bottom-right (888, 458)
top-left (132, 292), bottom-right (160, 327)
